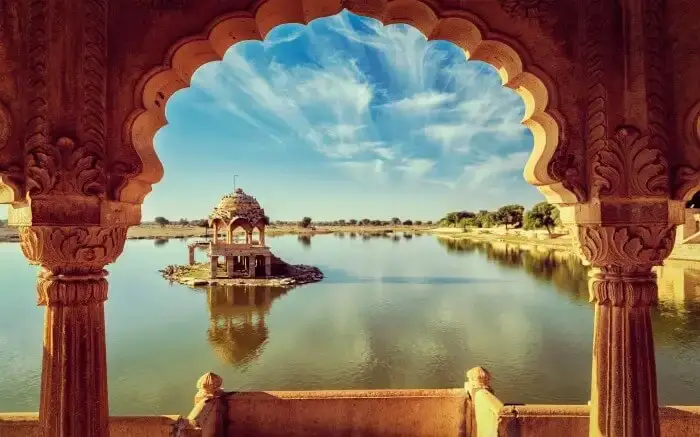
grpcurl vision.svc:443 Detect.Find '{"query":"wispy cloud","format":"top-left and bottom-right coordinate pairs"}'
top-left (183, 10), bottom-right (532, 205)
top-left (456, 152), bottom-right (530, 190)
top-left (380, 91), bottom-right (457, 112)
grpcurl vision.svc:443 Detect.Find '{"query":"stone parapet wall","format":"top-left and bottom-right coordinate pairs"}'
top-left (493, 405), bottom-right (700, 437)
top-left (225, 389), bottom-right (468, 437)
top-left (2, 400), bottom-right (700, 436)
top-left (0, 414), bottom-right (200, 437)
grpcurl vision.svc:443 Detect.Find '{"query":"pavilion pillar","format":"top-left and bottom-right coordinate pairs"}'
top-left (188, 246), bottom-right (195, 265)
top-left (264, 256), bottom-right (272, 277)
top-left (226, 257), bottom-right (235, 277)
top-left (213, 223), bottom-right (219, 244)
top-left (210, 256), bottom-right (218, 279)
top-left (247, 256), bottom-right (255, 277)
top-left (260, 230), bottom-right (266, 246)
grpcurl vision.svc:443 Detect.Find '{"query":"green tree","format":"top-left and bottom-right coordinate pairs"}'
top-left (348, 219), bottom-right (358, 225)
top-left (191, 219), bottom-right (209, 228)
top-left (300, 217), bottom-right (312, 228)
top-left (494, 205), bottom-right (525, 231)
top-left (415, 220), bottom-right (423, 225)
top-left (360, 218), bottom-right (371, 226)
top-left (391, 217), bottom-right (401, 225)
top-left (402, 219), bottom-right (413, 225)
top-left (178, 218), bottom-right (189, 226)
top-left (524, 202), bottom-right (561, 235)
top-left (445, 212), bottom-right (459, 226)
top-left (154, 216), bottom-right (170, 227)
top-left (474, 210), bottom-right (495, 228)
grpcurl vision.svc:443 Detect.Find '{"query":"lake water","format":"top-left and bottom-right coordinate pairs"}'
top-left (1, 233), bottom-right (700, 415)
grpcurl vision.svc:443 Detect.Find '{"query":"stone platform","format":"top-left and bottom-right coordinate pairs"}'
top-left (160, 259), bottom-right (323, 288)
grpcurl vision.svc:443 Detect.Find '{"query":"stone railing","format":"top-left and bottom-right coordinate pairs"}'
top-left (0, 414), bottom-right (200, 437)
top-left (3, 368), bottom-right (700, 437)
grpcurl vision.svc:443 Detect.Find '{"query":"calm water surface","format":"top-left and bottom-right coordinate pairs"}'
top-left (1, 234), bottom-right (700, 414)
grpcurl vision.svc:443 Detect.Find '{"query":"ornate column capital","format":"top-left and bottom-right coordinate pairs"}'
top-left (572, 223), bottom-right (676, 271)
top-left (19, 225), bottom-right (127, 274)
top-left (18, 225), bottom-right (126, 308)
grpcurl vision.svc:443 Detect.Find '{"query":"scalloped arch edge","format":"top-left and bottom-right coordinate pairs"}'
top-left (119, 0), bottom-right (578, 206)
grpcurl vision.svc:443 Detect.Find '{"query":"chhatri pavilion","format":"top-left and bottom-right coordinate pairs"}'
top-left (205, 188), bottom-right (272, 279)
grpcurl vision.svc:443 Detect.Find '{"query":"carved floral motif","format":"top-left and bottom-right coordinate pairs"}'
top-left (573, 224), bottom-right (675, 269)
top-left (588, 267), bottom-right (658, 307)
top-left (643, 0), bottom-right (670, 168)
top-left (26, 137), bottom-right (107, 196)
top-left (498, 0), bottom-right (555, 20)
top-left (591, 126), bottom-right (669, 197)
top-left (79, 0), bottom-right (108, 197)
top-left (24, 0), bottom-right (108, 197)
top-left (20, 226), bottom-right (127, 273)
top-left (24, 0), bottom-right (51, 196)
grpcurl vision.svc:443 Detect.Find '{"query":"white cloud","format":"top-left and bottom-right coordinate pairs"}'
top-left (373, 147), bottom-right (396, 160)
top-left (381, 91), bottom-right (456, 112)
top-left (456, 151), bottom-right (530, 189)
top-left (334, 159), bottom-right (388, 183)
top-left (395, 158), bottom-right (436, 179)
top-left (316, 141), bottom-right (386, 159)
top-left (187, 10), bottom-right (531, 196)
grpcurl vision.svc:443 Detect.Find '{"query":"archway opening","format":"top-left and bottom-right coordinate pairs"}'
top-left (251, 228), bottom-right (262, 245)
top-left (124, 4), bottom-right (582, 215)
top-left (113, 3), bottom-right (590, 411)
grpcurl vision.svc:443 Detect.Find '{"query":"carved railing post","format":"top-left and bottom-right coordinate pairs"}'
top-left (572, 223), bottom-right (678, 437)
top-left (17, 224), bottom-right (128, 437)
top-left (189, 372), bottom-right (226, 437)
top-left (465, 366), bottom-right (502, 437)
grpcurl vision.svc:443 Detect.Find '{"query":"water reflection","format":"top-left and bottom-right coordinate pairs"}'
top-left (153, 238), bottom-right (169, 247)
top-left (437, 236), bottom-right (700, 349)
top-left (297, 235), bottom-right (312, 248)
top-left (206, 285), bottom-right (289, 367)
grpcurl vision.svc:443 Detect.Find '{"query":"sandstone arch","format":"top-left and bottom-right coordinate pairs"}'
top-left (0, 1), bottom-right (691, 437)
top-left (121, 0), bottom-right (583, 206)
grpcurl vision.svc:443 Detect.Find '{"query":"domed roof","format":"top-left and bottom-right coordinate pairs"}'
top-left (210, 188), bottom-right (265, 225)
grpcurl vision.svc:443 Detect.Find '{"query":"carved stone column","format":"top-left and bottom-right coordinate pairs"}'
top-left (189, 245), bottom-right (195, 265)
top-left (18, 225), bottom-right (127, 437)
top-left (573, 223), bottom-right (677, 437)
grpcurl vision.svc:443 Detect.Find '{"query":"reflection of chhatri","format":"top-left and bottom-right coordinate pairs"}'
top-left (206, 285), bottom-right (288, 366)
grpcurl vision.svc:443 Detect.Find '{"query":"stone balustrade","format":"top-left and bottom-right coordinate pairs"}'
top-left (3, 369), bottom-right (700, 437)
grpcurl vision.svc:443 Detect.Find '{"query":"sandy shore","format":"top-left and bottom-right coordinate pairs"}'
top-left (0, 224), bottom-right (434, 243)
top-left (436, 230), bottom-right (575, 252)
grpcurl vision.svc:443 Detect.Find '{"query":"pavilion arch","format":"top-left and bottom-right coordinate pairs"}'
top-left (228, 217), bottom-right (253, 243)
top-left (120, 0), bottom-right (584, 208)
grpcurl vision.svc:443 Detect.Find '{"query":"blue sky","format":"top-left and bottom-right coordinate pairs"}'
top-left (4, 11), bottom-right (545, 222)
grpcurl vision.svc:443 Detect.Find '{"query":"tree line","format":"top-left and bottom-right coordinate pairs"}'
top-left (147, 216), bottom-right (429, 228)
top-left (437, 201), bottom-right (562, 234)
top-left (294, 217), bottom-right (432, 228)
